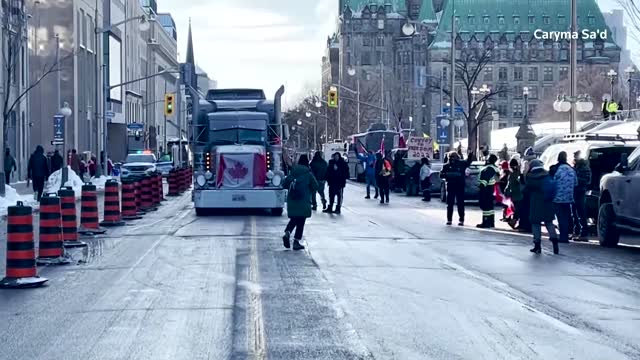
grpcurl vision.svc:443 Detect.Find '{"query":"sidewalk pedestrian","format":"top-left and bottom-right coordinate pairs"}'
top-left (357, 149), bottom-right (378, 199)
top-left (324, 152), bottom-right (349, 214)
top-left (50, 149), bottom-right (63, 173)
top-left (374, 152), bottom-right (392, 204)
top-left (419, 157), bottom-right (432, 201)
top-left (4, 148), bottom-right (17, 185)
top-left (69, 149), bottom-right (81, 175)
top-left (310, 151), bottom-right (328, 211)
top-left (552, 151), bottom-right (578, 244)
top-left (523, 159), bottom-right (560, 254)
top-left (572, 151), bottom-right (591, 241)
top-left (441, 151), bottom-right (473, 226)
top-left (518, 148), bottom-right (536, 233)
top-left (499, 160), bottom-right (511, 221)
top-left (505, 158), bottom-right (523, 229)
top-left (476, 154), bottom-right (500, 228)
top-left (282, 154), bottom-right (318, 251)
top-left (27, 145), bottom-right (50, 202)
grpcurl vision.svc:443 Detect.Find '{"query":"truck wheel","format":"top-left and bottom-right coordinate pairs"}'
top-left (440, 184), bottom-right (447, 203)
top-left (271, 208), bottom-right (284, 216)
top-left (598, 203), bottom-right (620, 247)
top-left (195, 208), bottom-right (208, 217)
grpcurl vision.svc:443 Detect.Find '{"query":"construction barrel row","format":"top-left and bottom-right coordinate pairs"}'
top-left (0, 170), bottom-right (188, 289)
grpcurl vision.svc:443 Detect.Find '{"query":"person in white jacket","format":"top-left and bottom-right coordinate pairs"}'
top-left (419, 157), bottom-right (432, 202)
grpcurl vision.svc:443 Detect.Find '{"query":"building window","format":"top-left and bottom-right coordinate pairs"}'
top-left (528, 104), bottom-right (537, 117)
top-left (529, 86), bottom-right (538, 99)
top-left (21, 47), bottom-right (26, 86)
top-left (588, 16), bottom-right (595, 25)
top-left (528, 67), bottom-right (538, 81)
top-left (455, 16), bottom-right (460, 24)
top-left (543, 16), bottom-right (550, 24)
top-left (363, 37), bottom-right (371, 46)
top-left (499, 67), bottom-right (508, 81)
top-left (376, 35), bottom-right (385, 46)
top-left (484, 66), bottom-right (493, 81)
top-left (468, 16), bottom-right (475, 25)
top-left (346, 35), bottom-right (351, 46)
top-left (362, 52), bottom-right (372, 65)
top-left (513, 67), bottom-right (523, 81)
top-left (79, 10), bottom-right (85, 47)
top-left (559, 66), bottom-right (568, 80)
top-left (544, 67), bottom-right (553, 81)
top-left (513, 16), bottom-right (520, 25)
top-left (86, 14), bottom-right (93, 51)
top-left (543, 86), bottom-right (553, 98)
top-left (545, 50), bottom-right (552, 60)
top-left (560, 49), bottom-right (568, 60)
top-left (558, 16), bottom-right (566, 25)
top-left (346, 52), bottom-right (352, 66)
top-left (513, 85), bottom-right (523, 99)
top-left (498, 16), bottom-right (505, 25)
top-left (376, 51), bottom-right (384, 63)
top-left (513, 104), bottom-right (523, 117)
top-left (498, 122), bottom-right (508, 129)
top-left (484, 16), bottom-right (490, 24)
top-left (497, 104), bottom-right (508, 115)
top-left (529, 15), bottom-right (535, 24)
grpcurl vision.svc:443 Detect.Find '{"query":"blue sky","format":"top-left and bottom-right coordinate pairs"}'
top-left (160, 0), bottom-right (634, 107)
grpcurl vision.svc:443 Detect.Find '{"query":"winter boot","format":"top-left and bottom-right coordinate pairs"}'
top-left (530, 243), bottom-right (541, 254)
top-left (293, 239), bottom-right (305, 251)
top-left (323, 206), bottom-right (333, 214)
top-left (311, 204), bottom-right (317, 211)
top-left (476, 216), bottom-right (490, 228)
top-left (282, 231), bottom-right (291, 249)
top-left (489, 215), bottom-right (496, 228)
top-left (334, 206), bottom-right (341, 215)
top-left (551, 238), bottom-right (560, 254)
top-left (322, 200), bottom-right (327, 210)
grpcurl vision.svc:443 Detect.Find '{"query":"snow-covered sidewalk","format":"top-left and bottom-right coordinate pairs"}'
top-left (0, 185), bottom-right (39, 217)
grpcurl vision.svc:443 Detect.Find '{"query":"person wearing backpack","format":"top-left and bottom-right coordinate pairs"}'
top-left (552, 151), bottom-right (578, 244)
top-left (282, 154), bottom-right (318, 251)
top-left (374, 152), bottom-right (392, 204)
top-left (523, 159), bottom-right (559, 254)
top-left (324, 152), bottom-right (349, 214)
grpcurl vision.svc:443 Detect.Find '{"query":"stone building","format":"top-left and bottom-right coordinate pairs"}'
top-left (324, 0), bottom-right (622, 149)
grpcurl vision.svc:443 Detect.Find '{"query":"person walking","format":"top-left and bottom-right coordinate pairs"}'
top-left (357, 149), bottom-right (378, 199)
top-left (523, 159), bottom-right (560, 254)
top-left (476, 154), bottom-right (500, 228)
top-left (498, 160), bottom-right (511, 221)
top-left (50, 149), bottom-right (64, 173)
top-left (552, 151), bottom-right (578, 244)
top-left (324, 152), bottom-right (349, 214)
top-left (419, 157), bottom-right (432, 201)
top-left (27, 145), bottom-right (50, 202)
top-left (4, 148), bottom-right (17, 185)
top-left (505, 158), bottom-right (524, 229)
top-left (441, 151), bottom-right (473, 226)
top-left (374, 152), bottom-right (392, 204)
top-left (282, 154), bottom-right (318, 251)
top-left (572, 151), bottom-right (591, 241)
top-left (69, 149), bottom-right (81, 175)
top-left (309, 151), bottom-right (328, 211)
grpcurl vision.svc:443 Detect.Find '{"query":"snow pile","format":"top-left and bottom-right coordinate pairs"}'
top-left (45, 166), bottom-right (84, 196)
top-left (88, 176), bottom-right (114, 190)
top-left (0, 185), bottom-right (39, 217)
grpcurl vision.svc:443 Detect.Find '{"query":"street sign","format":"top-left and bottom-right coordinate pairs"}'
top-left (51, 140), bottom-right (64, 146)
top-left (127, 123), bottom-right (144, 130)
top-left (436, 117), bottom-right (448, 142)
top-left (53, 115), bottom-right (64, 145)
top-left (442, 106), bottom-right (464, 114)
top-left (106, 111), bottom-right (115, 118)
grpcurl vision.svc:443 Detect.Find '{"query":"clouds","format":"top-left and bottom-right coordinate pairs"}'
top-left (159, 0), bottom-right (338, 103)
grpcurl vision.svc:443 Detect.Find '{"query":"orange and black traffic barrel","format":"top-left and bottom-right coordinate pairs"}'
top-left (37, 193), bottom-right (69, 265)
top-left (140, 175), bottom-right (156, 211)
top-left (180, 167), bottom-right (187, 192)
top-left (79, 183), bottom-right (106, 235)
top-left (100, 179), bottom-right (125, 226)
top-left (121, 178), bottom-right (142, 220)
top-left (58, 186), bottom-right (86, 248)
top-left (150, 173), bottom-right (160, 207)
top-left (167, 169), bottom-right (179, 196)
top-left (133, 176), bottom-right (146, 215)
top-left (0, 202), bottom-right (48, 288)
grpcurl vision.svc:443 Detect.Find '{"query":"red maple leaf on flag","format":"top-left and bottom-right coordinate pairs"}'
top-left (229, 161), bottom-right (248, 179)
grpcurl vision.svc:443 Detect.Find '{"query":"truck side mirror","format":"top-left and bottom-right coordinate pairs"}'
top-left (282, 124), bottom-right (290, 140)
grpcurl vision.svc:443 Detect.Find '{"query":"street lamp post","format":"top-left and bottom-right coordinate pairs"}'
top-left (347, 66), bottom-right (361, 133)
top-left (305, 111), bottom-right (317, 150)
top-left (553, 94), bottom-right (594, 128)
top-left (625, 66), bottom-right (636, 110)
top-left (515, 86), bottom-right (535, 155)
top-left (607, 69), bottom-right (618, 101)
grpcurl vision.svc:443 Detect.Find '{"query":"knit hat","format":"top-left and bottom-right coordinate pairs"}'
top-left (501, 160), bottom-right (509, 170)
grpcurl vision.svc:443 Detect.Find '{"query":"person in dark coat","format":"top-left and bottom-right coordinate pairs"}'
top-left (374, 152), bottom-right (392, 204)
top-left (69, 149), bottom-right (81, 175)
top-left (324, 152), bottom-right (349, 214)
top-left (572, 151), bottom-right (591, 241)
top-left (498, 160), bottom-right (511, 221)
top-left (440, 151), bottom-right (473, 226)
top-left (505, 158), bottom-right (524, 229)
top-left (282, 154), bottom-right (318, 251)
top-left (27, 145), bottom-right (50, 201)
top-left (309, 151), bottom-right (328, 211)
top-left (4, 148), bottom-right (17, 185)
top-left (476, 154), bottom-right (500, 228)
top-left (50, 149), bottom-right (64, 173)
top-left (523, 159), bottom-right (559, 254)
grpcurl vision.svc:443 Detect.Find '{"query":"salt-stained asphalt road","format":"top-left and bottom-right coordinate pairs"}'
top-left (0, 184), bottom-right (639, 360)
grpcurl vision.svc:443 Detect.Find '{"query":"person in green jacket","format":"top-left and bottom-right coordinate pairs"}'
top-left (282, 154), bottom-right (318, 251)
top-left (505, 158), bottom-right (524, 229)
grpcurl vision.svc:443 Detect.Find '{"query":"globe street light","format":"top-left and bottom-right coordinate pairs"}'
top-left (59, 101), bottom-right (73, 185)
top-left (315, 101), bottom-right (322, 108)
top-left (59, 101), bottom-right (72, 117)
top-left (297, 119), bottom-right (303, 126)
top-left (607, 69), bottom-right (618, 99)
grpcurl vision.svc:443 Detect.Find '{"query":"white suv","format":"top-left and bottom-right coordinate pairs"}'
top-left (598, 146), bottom-right (640, 247)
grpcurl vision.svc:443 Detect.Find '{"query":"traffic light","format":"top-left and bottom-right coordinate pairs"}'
top-left (328, 87), bottom-right (338, 108)
top-left (164, 93), bottom-right (175, 116)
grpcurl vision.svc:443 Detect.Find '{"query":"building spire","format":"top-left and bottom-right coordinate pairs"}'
top-left (186, 17), bottom-right (195, 65)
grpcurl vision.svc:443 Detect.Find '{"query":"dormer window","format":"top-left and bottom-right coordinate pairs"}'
top-left (484, 15), bottom-right (490, 24)
top-left (528, 15), bottom-right (535, 24)
top-left (468, 15), bottom-right (475, 25)
top-left (498, 16), bottom-right (505, 25)
top-left (455, 16), bottom-right (460, 24)
top-left (543, 16), bottom-right (550, 24)
top-left (558, 16), bottom-right (565, 25)
top-left (513, 16), bottom-right (520, 25)
top-left (588, 15), bottom-right (595, 25)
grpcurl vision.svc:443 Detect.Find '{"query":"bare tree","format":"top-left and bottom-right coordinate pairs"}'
top-left (618, 0), bottom-right (640, 44)
top-left (429, 49), bottom-right (507, 154)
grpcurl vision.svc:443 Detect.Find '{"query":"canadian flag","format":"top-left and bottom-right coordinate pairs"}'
top-left (493, 183), bottom-right (514, 218)
top-left (216, 153), bottom-right (266, 188)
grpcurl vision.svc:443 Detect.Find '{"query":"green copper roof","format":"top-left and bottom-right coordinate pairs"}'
top-left (344, 0), bottom-right (436, 21)
top-left (432, 0), bottom-right (614, 46)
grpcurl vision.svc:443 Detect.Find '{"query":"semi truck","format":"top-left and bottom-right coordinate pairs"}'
top-left (191, 87), bottom-right (288, 216)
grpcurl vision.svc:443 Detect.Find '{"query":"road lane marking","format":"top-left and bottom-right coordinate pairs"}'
top-left (248, 216), bottom-right (267, 359)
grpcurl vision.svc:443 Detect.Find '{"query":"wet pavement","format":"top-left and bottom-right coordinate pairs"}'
top-left (0, 184), bottom-right (638, 359)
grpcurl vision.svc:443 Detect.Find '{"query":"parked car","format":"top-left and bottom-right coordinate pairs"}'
top-left (121, 152), bottom-right (157, 179)
top-left (440, 161), bottom-right (484, 202)
top-left (598, 146), bottom-right (640, 247)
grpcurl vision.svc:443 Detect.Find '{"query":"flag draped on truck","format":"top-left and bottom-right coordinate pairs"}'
top-left (216, 153), bottom-right (267, 188)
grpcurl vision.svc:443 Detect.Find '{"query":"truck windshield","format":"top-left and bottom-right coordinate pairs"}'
top-left (125, 154), bottom-right (156, 163)
top-left (210, 128), bottom-right (266, 145)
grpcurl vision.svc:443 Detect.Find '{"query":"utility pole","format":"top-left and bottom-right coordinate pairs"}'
top-left (356, 77), bottom-right (360, 133)
top-left (380, 60), bottom-right (385, 127)
top-left (176, 79), bottom-right (182, 167)
top-left (449, 0), bottom-right (456, 149)
top-left (94, 1), bottom-right (101, 174)
top-left (163, 81), bottom-right (167, 154)
top-left (569, 0), bottom-right (577, 133)
top-left (101, 0), bottom-right (110, 176)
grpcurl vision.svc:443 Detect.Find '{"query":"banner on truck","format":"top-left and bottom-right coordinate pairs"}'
top-left (407, 137), bottom-right (433, 159)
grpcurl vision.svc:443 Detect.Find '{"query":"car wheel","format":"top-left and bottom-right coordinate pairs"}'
top-left (271, 208), bottom-right (284, 216)
top-left (597, 203), bottom-right (620, 247)
top-left (440, 184), bottom-right (447, 203)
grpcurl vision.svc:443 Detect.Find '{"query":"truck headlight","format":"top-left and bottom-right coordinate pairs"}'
top-left (205, 171), bottom-right (213, 180)
top-left (266, 170), bottom-right (274, 180)
top-left (196, 174), bottom-right (206, 187)
top-left (271, 174), bottom-right (282, 187)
